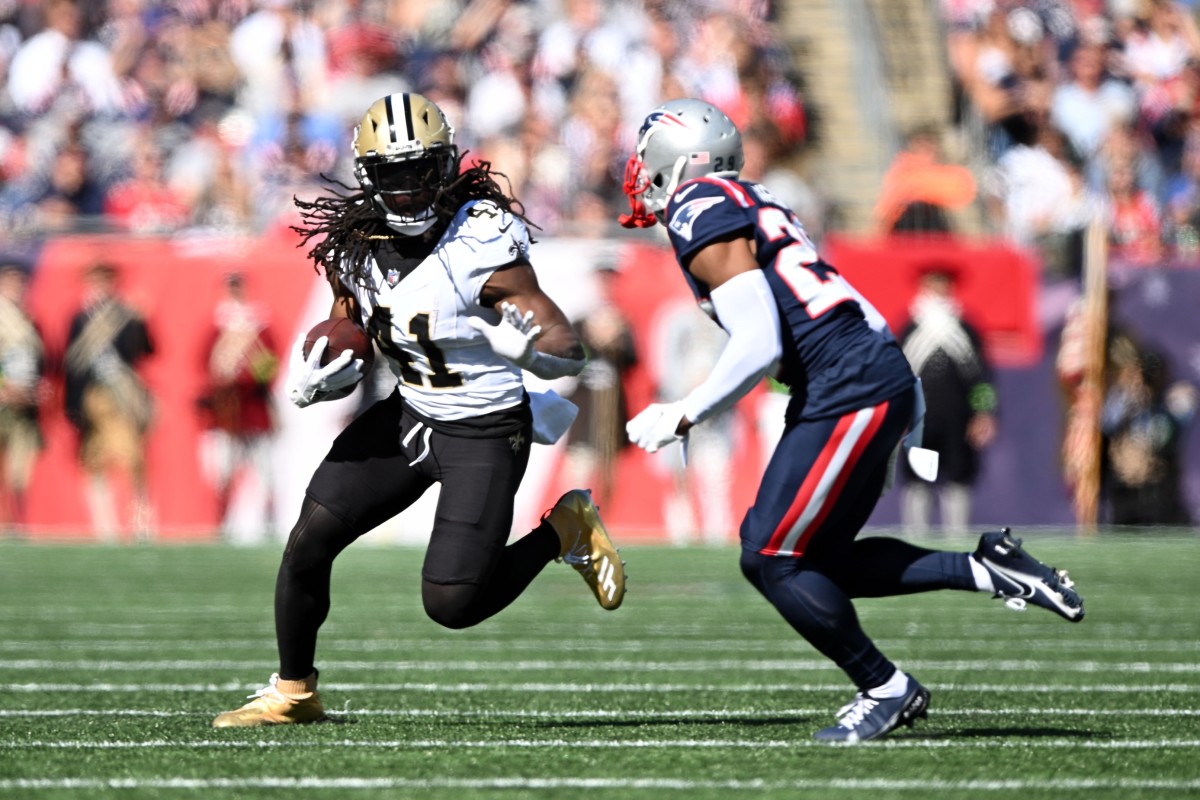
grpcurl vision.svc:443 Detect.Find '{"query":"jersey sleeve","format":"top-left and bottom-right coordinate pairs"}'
top-left (441, 200), bottom-right (532, 307)
top-left (665, 177), bottom-right (756, 264)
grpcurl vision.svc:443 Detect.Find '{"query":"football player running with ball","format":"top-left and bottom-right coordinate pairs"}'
top-left (213, 93), bottom-right (625, 727)
top-left (619, 99), bottom-right (1084, 744)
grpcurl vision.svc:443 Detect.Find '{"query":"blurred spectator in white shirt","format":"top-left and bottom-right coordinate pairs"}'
top-left (6, 0), bottom-right (124, 116)
top-left (532, 0), bottom-right (637, 123)
top-left (984, 116), bottom-right (1097, 271)
top-left (1051, 42), bottom-right (1137, 164)
top-left (1121, 0), bottom-right (1199, 90)
top-left (229, 0), bottom-right (330, 121)
top-left (461, 1), bottom-right (536, 145)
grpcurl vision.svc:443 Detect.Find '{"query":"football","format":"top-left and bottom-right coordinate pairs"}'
top-left (303, 317), bottom-right (375, 373)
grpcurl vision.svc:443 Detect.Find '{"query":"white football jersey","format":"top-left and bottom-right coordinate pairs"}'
top-left (338, 200), bottom-right (531, 421)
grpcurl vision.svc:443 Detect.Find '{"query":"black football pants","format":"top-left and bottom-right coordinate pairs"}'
top-left (274, 392), bottom-right (560, 681)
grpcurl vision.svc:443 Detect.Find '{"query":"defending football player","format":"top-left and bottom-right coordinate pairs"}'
top-left (619, 99), bottom-right (1084, 743)
top-left (213, 93), bottom-right (625, 727)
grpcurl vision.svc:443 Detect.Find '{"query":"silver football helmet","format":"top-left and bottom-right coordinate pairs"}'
top-left (353, 92), bottom-right (458, 235)
top-left (620, 98), bottom-right (743, 228)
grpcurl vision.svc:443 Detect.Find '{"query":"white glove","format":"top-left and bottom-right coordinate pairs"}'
top-left (626, 401), bottom-right (687, 453)
top-left (285, 333), bottom-right (365, 408)
top-left (466, 302), bottom-right (542, 368)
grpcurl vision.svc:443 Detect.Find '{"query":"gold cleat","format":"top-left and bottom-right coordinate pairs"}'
top-left (543, 489), bottom-right (626, 610)
top-left (212, 673), bottom-right (326, 728)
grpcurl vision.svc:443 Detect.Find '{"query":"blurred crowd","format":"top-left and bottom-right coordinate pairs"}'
top-left (942, 0), bottom-right (1200, 527)
top-left (875, 0), bottom-right (1200, 529)
top-left (0, 0), bottom-right (808, 239)
top-left (940, 0), bottom-right (1200, 273)
top-left (0, 0), bottom-right (1194, 537)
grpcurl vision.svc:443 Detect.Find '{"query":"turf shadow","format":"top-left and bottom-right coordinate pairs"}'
top-left (534, 713), bottom-right (817, 730)
top-left (947, 726), bottom-right (1097, 738)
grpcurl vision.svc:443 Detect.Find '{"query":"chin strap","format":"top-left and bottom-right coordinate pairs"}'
top-left (384, 211), bottom-right (437, 236)
top-left (618, 204), bottom-right (658, 229)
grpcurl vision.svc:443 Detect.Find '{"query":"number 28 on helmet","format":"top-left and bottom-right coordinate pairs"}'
top-left (353, 92), bottom-right (459, 236)
top-left (619, 98), bottom-right (743, 229)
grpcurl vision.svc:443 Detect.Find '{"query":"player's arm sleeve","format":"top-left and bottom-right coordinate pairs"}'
top-left (679, 269), bottom-right (782, 426)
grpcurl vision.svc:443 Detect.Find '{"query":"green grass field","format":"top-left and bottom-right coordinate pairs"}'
top-left (1, 532), bottom-right (1198, 799)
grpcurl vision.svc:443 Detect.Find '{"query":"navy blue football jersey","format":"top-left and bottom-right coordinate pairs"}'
top-left (664, 176), bottom-right (914, 420)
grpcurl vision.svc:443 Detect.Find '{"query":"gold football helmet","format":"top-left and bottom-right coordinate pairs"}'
top-left (353, 92), bottom-right (458, 235)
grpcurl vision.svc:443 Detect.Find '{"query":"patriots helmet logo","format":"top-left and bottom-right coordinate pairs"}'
top-left (668, 196), bottom-right (725, 240)
top-left (638, 110), bottom-right (688, 139)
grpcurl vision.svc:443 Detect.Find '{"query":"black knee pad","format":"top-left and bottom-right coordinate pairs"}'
top-left (421, 581), bottom-right (484, 630)
top-left (740, 548), bottom-right (771, 593)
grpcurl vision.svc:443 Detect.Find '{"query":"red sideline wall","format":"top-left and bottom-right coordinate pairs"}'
top-left (18, 233), bottom-right (1038, 541)
top-left (824, 234), bottom-right (1042, 367)
top-left (25, 228), bottom-right (317, 539)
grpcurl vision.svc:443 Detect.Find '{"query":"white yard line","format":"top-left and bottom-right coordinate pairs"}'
top-left (5, 637), bottom-right (1199, 653)
top-left (2, 739), bottom-right (1200, 751)
top-left (2, 707), bottom-right (1199, 718)
top-left (4, 658), bottom-right (1200, 672)
top-left (7, 681), bottom-right (1200, 693)
top-left (1, 776), bottom-right (1199, 792)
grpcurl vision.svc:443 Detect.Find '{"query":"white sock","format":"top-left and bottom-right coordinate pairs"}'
top-left (868, 669), bottom-right (909, 699)
top-left (970, 556), bottom-right (995, 593)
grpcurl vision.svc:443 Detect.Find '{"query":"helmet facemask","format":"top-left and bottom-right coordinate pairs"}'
top-left (619, 149), bottom-right (688, 229)
top-left (356, 147), bottom-right (457, 232)
top-left (353, 93), bottom-right (459, 236)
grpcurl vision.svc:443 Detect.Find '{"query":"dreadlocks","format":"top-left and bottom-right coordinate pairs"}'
top-left (291, 156), bottom-right (538, 286)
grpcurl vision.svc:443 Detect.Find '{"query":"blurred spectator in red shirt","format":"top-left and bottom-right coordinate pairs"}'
top-left (198, 271), bottom-right (279, 541)
top-left (321, 0), bottom-right (405, 124)
top-left (1106, 159), bottom-right (1164, 264)
top-left (103, 133), bottom-right (190, 232)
